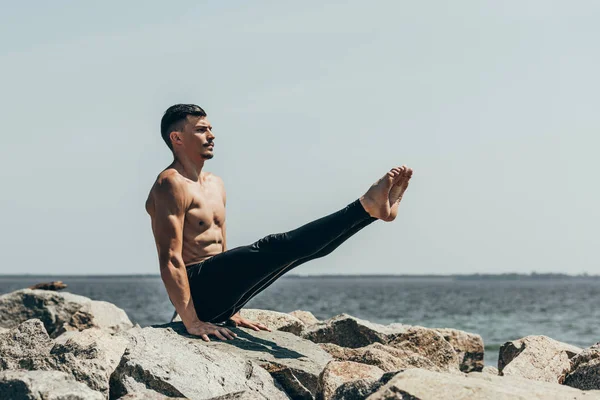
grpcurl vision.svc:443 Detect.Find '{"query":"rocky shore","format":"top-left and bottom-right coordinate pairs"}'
top-left (1, 288), bottom-right (600, 399)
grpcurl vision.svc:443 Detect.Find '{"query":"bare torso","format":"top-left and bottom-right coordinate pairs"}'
top-left (145, 168), bottom-right (226, 265)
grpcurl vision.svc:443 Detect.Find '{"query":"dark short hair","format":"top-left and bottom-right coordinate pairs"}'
top-left (160, 104), bottom-right (207, 150)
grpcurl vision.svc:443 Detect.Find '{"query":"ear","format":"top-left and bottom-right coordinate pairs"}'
top-left (169, 131), bottom-right (183, 147)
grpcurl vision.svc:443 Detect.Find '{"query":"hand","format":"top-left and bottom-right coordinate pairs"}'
top-left (230, 313), bottom-right (272, 332)
top-left (184, 319), bottom-right (237, 342)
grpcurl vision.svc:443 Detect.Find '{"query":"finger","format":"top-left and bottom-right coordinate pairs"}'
top-left (201, 334), bottom-right (210, 342)
top-left (255, 323), bottom-right (271, 331)
top-left (212, 330), bottom-right (228, 341)
top-left (245, 322), bottom-right (260, 331)
top-left (226, 328), bottom-right (238, 338)
top-left (221, 328), bottom-right (236, 340)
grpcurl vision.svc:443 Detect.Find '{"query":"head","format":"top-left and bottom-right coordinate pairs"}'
top-left (160, 104), bottom-right (215, 160)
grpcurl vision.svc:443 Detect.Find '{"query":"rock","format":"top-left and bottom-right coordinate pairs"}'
top-left (386, 326), bottom-right (460, 372)
top-left (302, 314), bottom-right (407, 348)
top-left (564, 342), bottom-right (600, 390)
top-left (482, 366), bottom-right (500, 375)
top-left (0, 289), bottom-right (133, 337)
top-left (365, 369), bottom-right (600, 400)
top-left (110, 326), bottom-right (290, 400)
top-left (51, 328), bottom-right (128, 397)
top-left (187, 322), bottom-right (333, 400)
top-left (317, 361), bottom-right (383, 400)
top-left (289, 310), bottom-right (320, 326)
top-left (0, 320), bottom-right (128, 396)
top-left (117, 391), bottom-right (188, 399)
top-left (208, 392), bottom-right (266, 399)
top-left (240, 309), bottom-right (305, 336)
top-left (0, 370), bottom-right (103, 400)
top-left (331, 372), bottom-right (396, 400)
top-left (435, 328), bottom-right (484, 372)
top-left (0, 319), bottom-right (54, 371)
top-left (28, 281), bottom-right (68, 291)
top-left (319, 342), bottom-right (442, 372)
top-left (498, 335), bottom-right (581, 383)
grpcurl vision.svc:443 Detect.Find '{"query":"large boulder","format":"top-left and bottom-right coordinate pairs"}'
top-left (564, 343), bottom-right (600, 390)
top-left (302, 314), bottom-right (407, 348)
top-left (365, 369), bottom-right (600, 400)
top-left (0, 319), bottom-right (55, 370)
top-left (386, 326), bottom-right (460, 372)
top-left (316, 361), bottom-right (383, 400)
top-left (320, 342), bottom-right (443, 372)
top-left (110, 325), bottom-right (290, 400)
top-left (0, 289), bottom-right (133, 337)
top-left (0, 370), bottom-right (104, 400)
top-left (240, 309), bottom-right (305, 336)
top-left (189, 322), bottom-right (333, 400)
top-left (331, 372), bottom-right (397, 400)
top-left (289, 310), bottom-right (320, 327)
top-left (498, 335), bottom-right (581, 383)
top-left (51, 328), bottom-right (128, 397)
top-left (435, 328), bottom-right (484, 372)
top-left (0, 319), bottom-right (129, 397)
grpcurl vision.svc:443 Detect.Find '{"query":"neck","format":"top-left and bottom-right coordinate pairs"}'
top-left (172, 151), bottom-right (206, 182)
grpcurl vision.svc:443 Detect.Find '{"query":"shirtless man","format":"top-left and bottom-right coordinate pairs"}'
top-left (146, 104), bottom-right (413, 342)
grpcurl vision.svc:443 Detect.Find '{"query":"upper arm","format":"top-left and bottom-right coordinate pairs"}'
top-left (149, 176), bottom-right (187, 267)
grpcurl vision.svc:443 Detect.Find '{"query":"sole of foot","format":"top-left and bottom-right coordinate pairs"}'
top-left (360, 166), bottom-right (413, 221)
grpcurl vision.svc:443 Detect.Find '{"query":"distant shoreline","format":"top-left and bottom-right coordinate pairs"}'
top-left (0, 273), bottom-right (598, 280)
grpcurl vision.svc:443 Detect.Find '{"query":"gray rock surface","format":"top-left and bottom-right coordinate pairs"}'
top-left (189, 322), bottom-right (333, 400)
top-left (498, 335), bottom-right (581, 383)
top-left (435, 328), bottom-right (484, 372)
top-left (289, 310), bottom-right (320, 327)
top-left (317, 361), bottom-right (383, 400)
top-left (117, 391), bottom-right (188, 399)
top-left (319, 342), bottom-right (442, 372)
top-left (0, 370), bottom-right (104, 400)
top-left (51, 327), bottom-right (128, 396)
top-left (302, 314), bottom-right (407, 348)
top-left (240, 309), bottom-right (305, 336)
top-left (564, 342), bottom-right (600, 390)
top-left (0, 289), bottom-right (132, 337)
top-left (0, 319), bottom-right (54, 371)
top-left (110, 325), bottom-right (290, 400)
top-left (482, 366), bottom-right (500, 376)
top-left (365, 369), bottom-right (600, 400)
top-left (387, 326), bottom-right (460, 372)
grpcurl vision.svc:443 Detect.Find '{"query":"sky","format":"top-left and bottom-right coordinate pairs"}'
top-left (0, 1), bottom-right (598, 275)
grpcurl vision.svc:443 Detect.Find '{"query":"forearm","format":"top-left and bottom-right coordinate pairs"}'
top-left (160, 258), bottom-right (200, 326)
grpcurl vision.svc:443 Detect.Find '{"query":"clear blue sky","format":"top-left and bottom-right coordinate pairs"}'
top-left (1, 1), bottom-right (598, 275)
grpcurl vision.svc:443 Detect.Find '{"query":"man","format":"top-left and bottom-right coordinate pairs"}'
top-left (146, 104), bottom-right (413, 342)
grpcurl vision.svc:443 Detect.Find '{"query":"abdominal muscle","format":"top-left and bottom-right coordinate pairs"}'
top-left (182, 226), bottom-right (225, 266)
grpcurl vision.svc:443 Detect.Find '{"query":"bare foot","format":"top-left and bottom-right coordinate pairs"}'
top-left (360, 166), bottom-right (413, 221)
top-left (388, 166), bottom-right (413, 221)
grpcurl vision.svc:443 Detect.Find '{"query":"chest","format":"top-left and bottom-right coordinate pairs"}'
top-left (186, 183), bottom-right (225, 229)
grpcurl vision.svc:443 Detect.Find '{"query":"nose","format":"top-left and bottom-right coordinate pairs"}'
top-left (207, 129), bottom-right (215, 140)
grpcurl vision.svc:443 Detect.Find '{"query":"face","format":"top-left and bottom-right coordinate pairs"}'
top-left (171, 116), bottom-right (215, 159)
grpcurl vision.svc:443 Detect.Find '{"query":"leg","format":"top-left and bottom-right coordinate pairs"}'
top-left (188, 199), bottom-right (374, 322)
top-left (222, 165), bottom-right (413, 315)
top-left (189, 166), bottom-right (413, 323)
top-left (218, 216), bottom-right (376, 319)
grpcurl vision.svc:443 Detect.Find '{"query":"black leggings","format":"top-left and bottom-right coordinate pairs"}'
top-left (185, 199), bottom-right (377, 323)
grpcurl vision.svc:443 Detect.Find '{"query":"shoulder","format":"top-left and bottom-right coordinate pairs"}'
top-left (151, 169), bottom-right (189, 207)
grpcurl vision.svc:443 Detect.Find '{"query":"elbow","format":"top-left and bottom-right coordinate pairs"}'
top-left (159, 253), bottom-right (185, 272)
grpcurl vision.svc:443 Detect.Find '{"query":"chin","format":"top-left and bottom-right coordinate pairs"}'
top-left (201, 153), bottom-right (214, 160)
